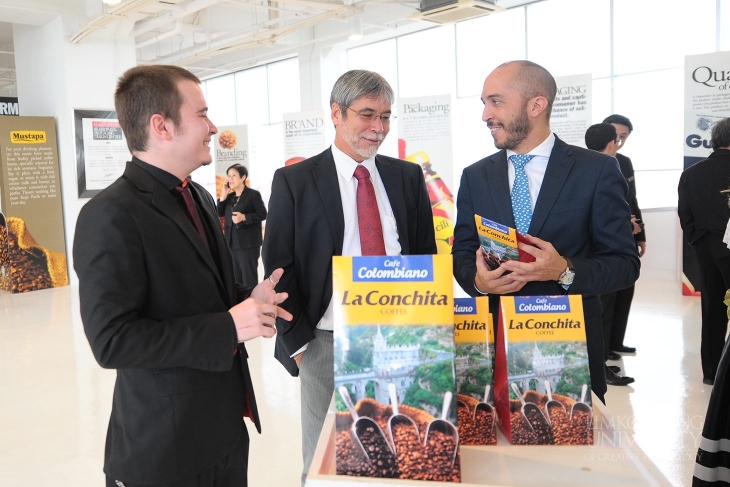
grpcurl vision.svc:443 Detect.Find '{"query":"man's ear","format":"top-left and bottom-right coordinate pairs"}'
top-left (331, 103), bottom-right (342, 128)
top-left (149, 114), bottom-right (173, 142)
top-left (528, 96), bottom-right (549, 119)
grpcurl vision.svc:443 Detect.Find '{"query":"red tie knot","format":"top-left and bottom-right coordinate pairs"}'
top-left (354, 164), bottom-right (371, 181)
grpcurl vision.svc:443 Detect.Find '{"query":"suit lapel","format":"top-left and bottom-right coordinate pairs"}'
top-left (529, 138), bottom-right (574, 236)
top-left (376, 157), bottom-right (407, 252)
top-left (124, 163), bottom-right (225, 291)
top-left (189, 182), bottom-right (230, 295)
top-left (486, 151), bottom-right (517, 228)
top-left (311, 150), bottom-right (345, 254)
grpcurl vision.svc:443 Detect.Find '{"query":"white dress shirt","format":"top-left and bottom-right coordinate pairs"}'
top-left (292, 144), bottom-right (401, 356)
top-left (475, 132), bottom-right (556, 296)
top-left (506, 132), bottom-right (556, 210)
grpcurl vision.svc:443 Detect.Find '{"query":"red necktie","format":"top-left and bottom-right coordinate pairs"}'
top-left (354, 165), bottom-right (386, 256)
top-left (175, 179), bottom-right (210, 251)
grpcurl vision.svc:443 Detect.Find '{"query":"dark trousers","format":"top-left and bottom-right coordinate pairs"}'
top-left (694, 237), bottom-right (730, 381)
top-left (106, 426), bottom-right (249, 487)
top-left (231, 247), bottom-right (260, 288)
top-left (601, 285), bottom-right (636, 358)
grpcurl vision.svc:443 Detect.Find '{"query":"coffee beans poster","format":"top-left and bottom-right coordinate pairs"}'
top-left (332, 255), bottom-right (461, 482)
top-left (454, 297), bottom-right (496, 446)
top-left (495, 295), bottom-right (594, 445)
top-left (0, 116), bottom-right (68, 293)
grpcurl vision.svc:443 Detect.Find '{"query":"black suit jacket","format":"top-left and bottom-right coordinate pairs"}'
top-left (262, 148), bottom-right (437, 376)
top-left (73, 160), bottom-right (260, 484)
top-left (616, 153), bottom-right (646, 243)
top-left (452, 137), bottom-right (641, 400)
top-left (678, 149), bottom-right (730, 259)
top-left (217, 187), bottom-right (267, 249)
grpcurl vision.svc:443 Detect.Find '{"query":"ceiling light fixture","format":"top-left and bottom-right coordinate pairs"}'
top-left (348, 16), bottom-right (363, 41)
top-left (102, 0), bottom-right (123, 5)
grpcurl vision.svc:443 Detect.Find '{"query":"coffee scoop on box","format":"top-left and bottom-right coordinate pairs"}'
top-left (338, 386), bottom-right (396, 465)
top-left (511, 382), bottom-right (549, 433)
top-left (424, 391), bottom-right (459, 467)
top-left (386, 382), bottom-right (420, 454)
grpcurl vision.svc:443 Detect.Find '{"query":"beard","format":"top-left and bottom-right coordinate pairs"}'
top-left (490, 105), bottom-right (531, 150)
top-left (341, 122), bottom-right (385, 160)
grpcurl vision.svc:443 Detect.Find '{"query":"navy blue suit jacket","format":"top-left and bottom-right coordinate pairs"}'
top-left (452, 136), bottom-right (641, 400)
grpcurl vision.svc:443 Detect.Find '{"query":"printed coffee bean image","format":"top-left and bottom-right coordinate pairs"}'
top-left (509, 390), bottom-right (593, 445)
top-left (6, 229), bottom-right (52, 293)
top-left (218, 130), bottom-right (237, 149)
top-left (0, 222), bottom-right (11, 293)
top-left (336, 398), bottom-right (461, 481)
top-left (457, 403), bottom-right (496, 445)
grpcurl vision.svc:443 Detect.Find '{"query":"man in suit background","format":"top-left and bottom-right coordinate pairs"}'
top-left (452, 61), bottom-right (640, 403)
top-left (74, 65), bottom-right (292, 487)
top-left (262, 69), bottom-right (437, 485)
top-left (678, 117), bottom-right (730, 385)
top-left (584, 122), bottom-right (639, 386)
top-left (601, 115), bottom-right (646, 358)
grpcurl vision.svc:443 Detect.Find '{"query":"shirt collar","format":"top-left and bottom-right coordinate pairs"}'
top-left (131, 156), bottom-right (183, 191)
top-left (506, 132), bottom-right (556, 160)
top-left (331, 143), bottom-right (377, 181)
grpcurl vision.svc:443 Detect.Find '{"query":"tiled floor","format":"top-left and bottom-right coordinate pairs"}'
top-left (0, 266), bottom-right (718, 486)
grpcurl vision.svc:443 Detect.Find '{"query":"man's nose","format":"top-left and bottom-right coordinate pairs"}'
top-left (482, 105), bottom-right (492, 123)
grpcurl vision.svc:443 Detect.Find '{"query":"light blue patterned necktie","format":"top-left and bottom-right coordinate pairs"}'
top-left (509, 154), bottom-right (535, 235)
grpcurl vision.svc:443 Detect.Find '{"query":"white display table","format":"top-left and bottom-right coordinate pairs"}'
top-left (305, 394), bottom-right (671, 486)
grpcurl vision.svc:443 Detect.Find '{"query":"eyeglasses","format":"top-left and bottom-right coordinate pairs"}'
top-left (347, 107), bottom-right (395, 124)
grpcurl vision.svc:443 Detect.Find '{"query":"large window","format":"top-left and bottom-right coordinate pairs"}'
top-left (346, 0), bottom-right (730, 209)
top-left (193, 58), bottom-right (300, 197)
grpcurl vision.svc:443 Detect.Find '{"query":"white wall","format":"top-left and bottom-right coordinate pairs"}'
top-left (13, 17), bottom-right (135, 285)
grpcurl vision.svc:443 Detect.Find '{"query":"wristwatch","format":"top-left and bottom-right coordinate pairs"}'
top-left (557, 257), bottom-right (575, 286)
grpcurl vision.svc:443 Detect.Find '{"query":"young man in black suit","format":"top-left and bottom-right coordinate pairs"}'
top-left (679, 117), bottom-right (730, 385)
top-left (585, 122), bottom-right (640, 386)
top-left (262, 70), bottom-right (437, 485)
top-left (73, 65), bottom-right (292, 487)
top-left (452, 61), bottom-right (641, 403)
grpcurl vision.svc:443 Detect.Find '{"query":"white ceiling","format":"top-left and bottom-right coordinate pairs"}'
top-left (0, 0), bottom-right (542, 95)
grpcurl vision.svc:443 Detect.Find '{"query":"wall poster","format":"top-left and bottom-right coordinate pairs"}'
top-left (283, 110), bottom-right (327, 167)
top-left (397, 95), bottom-right (455, 255)
top-left (74, 109), bottom-right (131, 198)
top-left (550, 74), bottom-right (592, 148)
top-left (0, 116), bottom-right (68, 293)
top-left (682, 51), bottom-right (730, 295)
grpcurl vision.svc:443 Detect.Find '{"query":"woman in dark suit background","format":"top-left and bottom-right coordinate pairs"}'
top-left (218, 164), bottom-right (267, 287)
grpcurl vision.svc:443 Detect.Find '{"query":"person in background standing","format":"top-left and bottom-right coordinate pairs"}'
top-left (218, 164), bottom-right (267, 287)
top-left (585, 122), bottom-right (638, 386)
top-left (678, 117), bottom-right (730, 386)
top-left (600, 114), bottom-right (646, 360)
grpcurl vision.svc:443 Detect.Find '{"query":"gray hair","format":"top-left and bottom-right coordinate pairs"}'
top-left (711, 117), bottom-right (730, 150)
top-left (329, 70), bottom-right (395, 113)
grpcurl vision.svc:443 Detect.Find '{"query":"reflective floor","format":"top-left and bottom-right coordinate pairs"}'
top-left (0, 266), bottom-right (716, 486)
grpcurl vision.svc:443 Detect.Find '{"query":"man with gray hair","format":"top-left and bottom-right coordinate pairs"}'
top-left (679, 117), bottom-right (730, 385)
top-left (263, 69), bottom-right (436, 484)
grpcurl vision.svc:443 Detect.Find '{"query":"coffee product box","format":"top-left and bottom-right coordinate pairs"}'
top-left (332, 254), bottom-right (461, 482)
top-left (494, 295), bottom-right (594, 445)
top-left (454, 297), bottom-right (496, 445)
